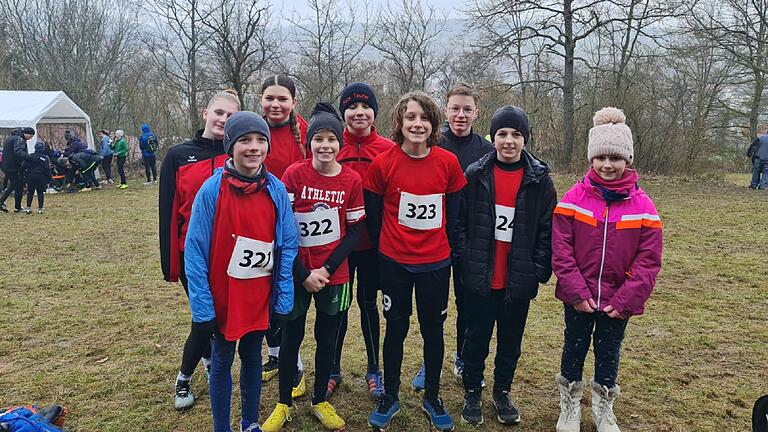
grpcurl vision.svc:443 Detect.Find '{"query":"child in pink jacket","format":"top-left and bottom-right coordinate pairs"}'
top-left (552, 107), bottom-right (663, 432)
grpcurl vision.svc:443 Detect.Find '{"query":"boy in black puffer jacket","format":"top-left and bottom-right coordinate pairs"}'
top-left (24, 141), bottom-right (52, 214)
top-left (453, 106), bottom-right (557, 426)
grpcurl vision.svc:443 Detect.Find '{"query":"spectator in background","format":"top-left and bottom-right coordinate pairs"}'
top-left (69, 149), bottom-right (103, 191)
top-left (63, 129), bottom-right (87, 157)
top-left (24, 141), bottom-right (52, 214)
top-left (98, 129), bottom-right (114, 184)
top-left (113, 129), bottom-right (129, 189)
top-left (139, 124), bottom-right (158, 185)
top-left (748, 125), bottom-right (768, 190)
top-left (1, 127), bottom-right (34, 213)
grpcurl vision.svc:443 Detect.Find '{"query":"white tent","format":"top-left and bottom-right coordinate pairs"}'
top-left (0, 90), bottom-right (95, 152)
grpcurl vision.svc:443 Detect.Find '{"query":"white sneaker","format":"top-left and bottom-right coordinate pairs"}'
top-left (152, 180), bottom-right (157, 185)
top-left (174, 379), bottom-right (195, 410)
top-left (143, 181), bottom-right (152, 186)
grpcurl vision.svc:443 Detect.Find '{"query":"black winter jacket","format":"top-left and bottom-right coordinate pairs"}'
top-left (24, 151), bottom-right (52, 180)
top-left (2, 129), bottom-right (29, 173)
top-left (438, 125), bottom-right (494, 171)
top-left (453, 150), bottom-right (557, 302)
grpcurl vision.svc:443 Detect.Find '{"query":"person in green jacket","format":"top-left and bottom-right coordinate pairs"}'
top-left (112, 130), bottom-right (129, 189)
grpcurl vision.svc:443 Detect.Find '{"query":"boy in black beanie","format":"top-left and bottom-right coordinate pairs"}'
top-left (454, 105), bottom-right (556, 425)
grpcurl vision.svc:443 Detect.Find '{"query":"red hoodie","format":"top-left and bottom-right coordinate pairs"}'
top-left (337, 128), bottom-right (395, 250)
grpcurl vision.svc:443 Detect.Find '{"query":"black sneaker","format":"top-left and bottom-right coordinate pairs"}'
top-left (492, 390), bottom-right (520, 424)
top-left (262, 355), bottom-right (279, 381)
top-left (461, 389), bottom-right (483, 424)
top-left (0, 204), bottom-right (7, 213)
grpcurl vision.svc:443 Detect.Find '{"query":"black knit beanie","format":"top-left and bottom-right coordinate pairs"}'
top-left (490, 106), bottom-right (530, 145)
top-left (306, 102), bottom-right (344, 149)
top-left (339, 82), bottom-right (378, 119)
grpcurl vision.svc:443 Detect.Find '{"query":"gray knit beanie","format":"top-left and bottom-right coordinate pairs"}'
top-left (587, 107), bottom-right (634, 165)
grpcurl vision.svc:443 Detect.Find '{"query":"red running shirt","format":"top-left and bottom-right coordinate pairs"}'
top-left (364, 145), bottom-right (466, 265)
top-left (208, 181), bottom-right (276, 341)
top-left (491, 166), bottom-right (524, 289)
top-left (282, 160), bottom-right (365, 285)
top-left (265, 115), bottom-right (308, 179)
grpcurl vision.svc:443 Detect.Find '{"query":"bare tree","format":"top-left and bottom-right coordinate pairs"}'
top-left (287, 0), bottom-right (372, 104)
top-left (143, 0), bottom-right (214, 129)
top-left (0, 0), bottom-right (138, 122)
top-left (203, 0), bottom-right (279, 107)
top-left (692, 0), bottom-right (768, 137)
top-left (467, 0), bottom-right (680, 165)
top-left (371, 0), bottom-right (446, 94)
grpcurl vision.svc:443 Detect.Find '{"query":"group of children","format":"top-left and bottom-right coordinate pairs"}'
top-left (158, 77), bottom-right (663, 432)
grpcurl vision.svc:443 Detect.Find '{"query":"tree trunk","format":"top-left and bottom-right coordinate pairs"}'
top-left (562, 0), bottom-right (575, 167)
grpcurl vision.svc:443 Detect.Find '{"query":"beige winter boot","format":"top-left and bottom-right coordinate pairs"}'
top-left (556, 374), bottom-right (582, 432)
top-left (591, 380), bottom-right (621, 432)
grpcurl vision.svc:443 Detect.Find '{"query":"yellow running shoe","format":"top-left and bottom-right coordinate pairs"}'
top-left (261, 403), bottom-right (291, 432)
top-left (292, 370), bottom-right (306, 398)
top-left (312, 401), bottom-right (346, 430)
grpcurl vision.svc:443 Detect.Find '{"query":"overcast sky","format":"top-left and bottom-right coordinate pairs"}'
top-left (275, 0), bottom-right (469, 21)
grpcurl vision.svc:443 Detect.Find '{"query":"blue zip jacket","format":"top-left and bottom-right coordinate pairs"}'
top-left (139, 124), bottom-right (157, 158)
top-left (100, 135), bottom-right (113, 157)
top-left (184, 167), bottom-right (298, 323)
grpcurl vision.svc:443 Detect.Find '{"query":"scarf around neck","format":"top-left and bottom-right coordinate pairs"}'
top-left (223, 159), bottom-right (267, 194)
top-left (586, 167), bottom-right (638, 202)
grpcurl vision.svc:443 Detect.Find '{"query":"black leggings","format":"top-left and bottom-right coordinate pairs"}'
top-left (333, 248), bottom-right (381, 373)
top-left (279, 309), bottom-right (342, 406)
top-left (116, 155), bottom-right (127, 185)
top-left (0, 171), bottom-right (23, 210)
top-left (102, 154), bottom-right (113, 180)
top-left (26, 177), bottom-right (47, 209)
top-left (143, 155), bottom-right (157, 182)
top-left (379, 259), bottom-right (450, 400)
top-left (179, 256), bottom-right (212, 376)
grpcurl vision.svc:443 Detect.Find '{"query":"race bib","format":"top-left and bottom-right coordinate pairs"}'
top-left (227, 236), bottom-right (274, 280)
top-left (295, 207), bottom-right (341, 247)
top-left (494, 204), bottom-right (515, 243)
top-left (398, 191), bottom-right (443, 230)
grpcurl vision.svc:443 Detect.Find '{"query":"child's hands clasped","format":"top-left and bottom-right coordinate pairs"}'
top-left (574, 298), bottom-right (626, 319)
top-left (302, 270), bottom-right (329, 293)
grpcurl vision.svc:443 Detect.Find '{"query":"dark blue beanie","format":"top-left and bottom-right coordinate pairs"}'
top-left (339, 82), bottom-right (378, 119)
top-left (224, 111), bottom-right (271, 154)
top-left (490, 106), bottom-right (530, 144)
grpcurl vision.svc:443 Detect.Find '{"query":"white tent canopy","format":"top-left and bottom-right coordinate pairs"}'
top-left (0, 90), bottom-right (95, 152)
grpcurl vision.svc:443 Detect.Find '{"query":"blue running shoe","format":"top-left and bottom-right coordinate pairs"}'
top-left (422, 396), bottom-right (454, 431)
top-left (365, 370), bottom-right (385, 400)
top-left (411, 364), bottom-right (426, 391)
top-left (368, 394), bottom-right (400, 430)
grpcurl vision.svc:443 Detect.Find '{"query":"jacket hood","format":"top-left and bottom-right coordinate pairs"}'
top-left (141, 124), bottom-right (152, 134)
top-left (11, 128), bottom-right (23, 136)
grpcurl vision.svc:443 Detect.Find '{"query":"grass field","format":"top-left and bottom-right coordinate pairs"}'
top-left (1, 173), bottom-right (766, 432)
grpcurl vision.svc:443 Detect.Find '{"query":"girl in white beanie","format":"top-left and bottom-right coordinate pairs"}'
top-left (551, 107), bottom-right (663, 432)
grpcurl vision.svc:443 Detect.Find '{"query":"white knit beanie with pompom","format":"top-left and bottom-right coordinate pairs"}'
top-left (587, 107), bottom-right (634, 165)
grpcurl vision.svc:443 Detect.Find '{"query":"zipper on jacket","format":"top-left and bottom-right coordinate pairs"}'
top-left (357, 142), bottom-right (362, 162)
top-left (596, 203), bottom-right (610, 308)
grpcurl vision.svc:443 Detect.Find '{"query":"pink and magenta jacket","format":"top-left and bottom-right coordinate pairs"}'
top-left (552, 170), bottom-right (663, 317)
